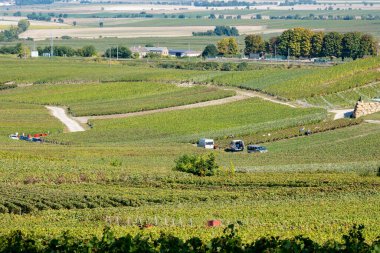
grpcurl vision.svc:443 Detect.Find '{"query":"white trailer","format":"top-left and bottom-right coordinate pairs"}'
top-left (197, 138), bottom-right (214, 149)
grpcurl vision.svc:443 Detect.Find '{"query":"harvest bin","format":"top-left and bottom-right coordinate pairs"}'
top-left (207, 220), bottom-right (222, 227)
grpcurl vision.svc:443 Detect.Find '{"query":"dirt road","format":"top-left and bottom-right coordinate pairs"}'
top-left (329, 109), bottom-right (353, 120)
top-left (46, 106), bottom-right (85, 132)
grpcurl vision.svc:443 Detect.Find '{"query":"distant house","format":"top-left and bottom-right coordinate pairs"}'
top-left (169, 49), bottom-right (202, 58)
top-left (130, 46), bottom-right (149, 58)
top-left (354, 16), bottom-right (362, 20)
top-left (261, 15), bottom-right (270, 20)
top-left (145, 47), bottom-right (169, 56)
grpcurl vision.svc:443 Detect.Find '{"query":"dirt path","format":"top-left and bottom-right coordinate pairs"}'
top-left (365, 120), bottom-right (380, 124)
top-left (233, 89), bottom-right (297, 108)
top-left (329, 109), bottom-right (354, 120)
top-left (46, 106), bottom-right (85, 132)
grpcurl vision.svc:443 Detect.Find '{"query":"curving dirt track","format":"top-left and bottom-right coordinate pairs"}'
top-left (46, 106), bottom-right (85, 132)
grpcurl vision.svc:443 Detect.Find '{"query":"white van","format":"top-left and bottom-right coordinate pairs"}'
top-left (197, 138), bottom-right (214, 149)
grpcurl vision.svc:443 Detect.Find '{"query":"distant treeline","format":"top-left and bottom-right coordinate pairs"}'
top-left (193, 0), bottom-right (277, 6)
top-left (193, 26), bottom-right (239, 36)
top-left (15, 0), bottom-right (53, 5)
top-left (244, 28), bottom-right (378, 60)
top-left (261, 14), bottom-right (380, 21)
top-left (0, 43), bottom-right (24, 55)
top-left (159, 61), bottom-right (249, 71)
top-left (0, 20), bottom-right (30, 42)
top-left (36, 45), bottom-right (97, 57)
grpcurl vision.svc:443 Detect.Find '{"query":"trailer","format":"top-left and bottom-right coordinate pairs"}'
top-left (197, 138), bottom-right (215, 149)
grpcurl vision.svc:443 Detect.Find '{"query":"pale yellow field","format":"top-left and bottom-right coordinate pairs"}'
top-left (0, 17), bottom-right (71, 30)
top-left (19, 25), bottom-right (284, 40)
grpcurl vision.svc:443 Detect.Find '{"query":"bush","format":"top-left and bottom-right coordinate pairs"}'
top-left (237, 62), bottom-right (248, 71)
top-left (221, 62), bottom-right (235, 71)
top-left (174, 153), bottom-right (218, 176)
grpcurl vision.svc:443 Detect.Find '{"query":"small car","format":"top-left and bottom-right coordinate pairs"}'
top-left (247, 145), bottom-right (268, 153)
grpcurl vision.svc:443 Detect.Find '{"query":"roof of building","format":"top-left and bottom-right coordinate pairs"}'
top-left (146, 47), bottom-right (168, 52)
top-left (130, 46), bottom-right (149, 53)
top-left (169, 49), bottom-right (202, 54)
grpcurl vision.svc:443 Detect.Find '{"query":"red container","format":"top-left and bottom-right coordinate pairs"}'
top-left (207, 220), bottom-right (222, 227)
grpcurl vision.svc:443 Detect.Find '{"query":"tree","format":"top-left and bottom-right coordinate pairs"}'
top-left (341, 32), bottom-right (362, 60)
top-left (244, 34), bottom-right (265, 55)
top-left (265, 36), bottom-right (279, 55)
top-left (322, 32), bottom-right (343, 58)
top-left (310, 31), bottom-right (324, 57)
top-left (1, 26), bottom-right (19, 42)
top-left (217, 38), bottom-right (238, 55)
top-left (105, 46), bottom-right (132, 58)
top-left (16, 43), bottom-right (30, 58)
top-left (174, 153), bottom-right (218, 177)
top-left (277, 28), bottom-right (313, 58)
top-left (360, 33), bottom-right (377, 57)
top-left (78, 45), bottom-right (96, 57)
top-left (99, 21), bottom-right (104, 27)
top-left (72, 21), bottom-right (77, 26)
top-left (202, 44), bottom-right (218, 58)
top-left (299, 28), bottom-right (313, 57)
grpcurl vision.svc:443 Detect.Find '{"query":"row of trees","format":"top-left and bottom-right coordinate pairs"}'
top-left (36, 45), bottom-right (97, 57)
top-left (193, 26), bottom-right (239, 37)
top-left (201, 28), bottom-right (377, 60)
top-left (0, 43), bottom-right (30, 58)
top-left (0, 44), bottom-right (132, 58)
top-left (245, 28), bottom-right (377, 60)
top-left (0, 20), bottom-right (30, 42)
top-left (202, 38), bottom-right (239, 57)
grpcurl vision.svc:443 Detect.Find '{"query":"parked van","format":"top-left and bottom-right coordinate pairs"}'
top-left (198, 138), bottom-right (214, 149)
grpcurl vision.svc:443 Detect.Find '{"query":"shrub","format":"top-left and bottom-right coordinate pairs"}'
top-left (174, 153), bottom-right (218, 176)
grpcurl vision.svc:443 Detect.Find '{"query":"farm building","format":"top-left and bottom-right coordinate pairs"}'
top-left (145, 47), bottom-right (169, 56)
top-left (130, 46), bottom-right (149, 58)
top-left (169, 49), bottom-right (202, 58)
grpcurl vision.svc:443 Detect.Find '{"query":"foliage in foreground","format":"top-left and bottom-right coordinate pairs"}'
top-left (0, 224), bottom-right (379, 252)
top-left (174, 153), bottom-right (219, 176)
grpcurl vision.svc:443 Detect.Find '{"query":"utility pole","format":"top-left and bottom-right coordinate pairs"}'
top-left (274, 44), bottom-right (277, 61)
top-left (116, 45), bottom-right (119, 61)
top-left (287, 48), bottom-right (290, 65)
top-left (109, 46), bottom-right (111, 67)
top-left (50, 33), bottom-right (54, 58)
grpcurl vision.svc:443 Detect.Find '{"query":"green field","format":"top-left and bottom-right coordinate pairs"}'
top-left (0, 56), bottom-right (379, 244)
top-left (52, 98), bottom-right (325, 144)
top-left (304, 81), bottom-right (380, 108)
top-left (208, 57), bottom-right (380, 100)
top-left (0, 82), bottom-right (235, 116)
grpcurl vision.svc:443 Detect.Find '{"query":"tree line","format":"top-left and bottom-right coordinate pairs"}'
top-left (193, 26), bottom-right (239, 37)
top-left (0, 20), bottom-right (30, 42)
top-left (36, 45), bottom-right (97, 57)
top-left (202, 27), bottom-right (378, 60)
